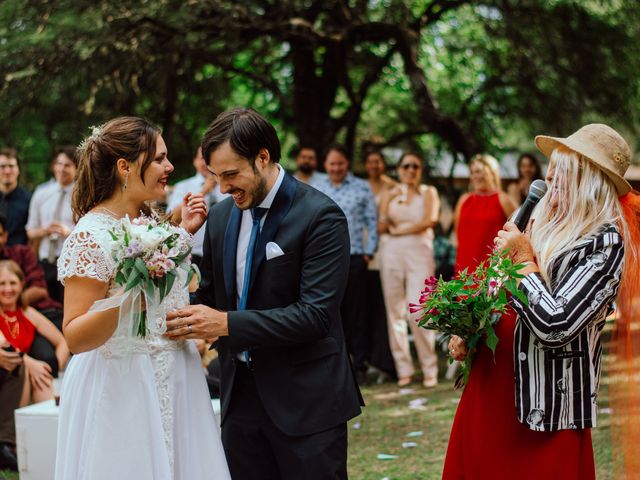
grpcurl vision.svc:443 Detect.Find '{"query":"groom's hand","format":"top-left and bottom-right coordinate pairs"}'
top-left (165, 305), bottom-right (228, 340)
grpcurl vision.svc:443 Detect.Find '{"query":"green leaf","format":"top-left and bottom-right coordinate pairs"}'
top-left (498, 289), bottom-right (507, 305)
top-left (125, 269), bottom-right (141, 292)
top-left (157, 275), bottom-right (167, 300)
top-left (163, 272), bottom-right (176, 301)
top-left (485, 323), bottom-right (499, 354)
top-left (513, 288), bottom-right (529, 305)
top-left (134, 257), bottom-right (149, 281)
top-left (115, 270), bottom-right (126, 285)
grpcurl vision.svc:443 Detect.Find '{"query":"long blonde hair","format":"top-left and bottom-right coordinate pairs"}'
top-left (530, 146), bottom-right (626, 286)
top-left (470, 154), bottom-right (501, 191)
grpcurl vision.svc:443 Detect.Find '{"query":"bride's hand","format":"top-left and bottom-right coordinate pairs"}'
top-left (180, 193), bottom-right (209, 234)
top-left (448, 336), bottom-right (468, 361)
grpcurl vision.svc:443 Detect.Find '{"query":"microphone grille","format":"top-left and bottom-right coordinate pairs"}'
top-left (529, 179), bottom-right (547, 200)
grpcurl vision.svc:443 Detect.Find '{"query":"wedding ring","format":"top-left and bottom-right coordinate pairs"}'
top-left (188, 325), bottom-right (192, 333)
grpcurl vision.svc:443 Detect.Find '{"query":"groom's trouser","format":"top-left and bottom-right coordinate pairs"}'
top-left (222, 362), bottom-right (348, 480)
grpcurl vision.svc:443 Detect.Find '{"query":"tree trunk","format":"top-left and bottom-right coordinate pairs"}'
top-left (397, 31), bottom-right (482, 160)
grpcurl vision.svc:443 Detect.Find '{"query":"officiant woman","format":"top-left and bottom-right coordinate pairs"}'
top-left (443, 124), bottom-right (640, 480)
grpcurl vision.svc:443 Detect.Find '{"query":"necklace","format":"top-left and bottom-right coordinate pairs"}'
top-left (1, 311), bottom-right (19, 339)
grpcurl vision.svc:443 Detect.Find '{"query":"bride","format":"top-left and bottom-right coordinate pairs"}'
top-left (55, 117), bottom-right (230, 479)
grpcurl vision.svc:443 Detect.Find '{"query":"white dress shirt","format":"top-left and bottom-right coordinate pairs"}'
top-left (168, 173), bottom-right (228, 256)
top-left (26, 181), bottom-right (75, 261)
top-left (235, 165), bottom-right (285, 306)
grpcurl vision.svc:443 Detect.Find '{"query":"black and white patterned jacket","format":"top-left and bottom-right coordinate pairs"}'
top-left (511, 224), bottom-right (624, 431)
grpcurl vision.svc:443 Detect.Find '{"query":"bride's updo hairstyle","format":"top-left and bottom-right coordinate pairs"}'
top-left (72, 117), bottom-right (160, 222)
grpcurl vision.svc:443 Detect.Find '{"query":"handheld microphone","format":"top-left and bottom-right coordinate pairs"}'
top-left (513, 179), bottom-right (547, 232)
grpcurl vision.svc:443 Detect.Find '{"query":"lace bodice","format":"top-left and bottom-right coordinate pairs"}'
top-left (58, 211), bottom-right (117, 286)
top-left (58, 211), bottom-right (191, 355)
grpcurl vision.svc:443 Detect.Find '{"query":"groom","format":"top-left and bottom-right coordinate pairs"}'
top-left (166, 108), bottom-right (363, 479)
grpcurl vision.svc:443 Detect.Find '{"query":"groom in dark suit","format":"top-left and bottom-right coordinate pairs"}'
top-left (166, 108), bottom-right (363, 479)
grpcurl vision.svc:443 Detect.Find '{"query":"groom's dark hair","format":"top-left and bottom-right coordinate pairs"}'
top-left (201, 108), bottom-right (281, 166)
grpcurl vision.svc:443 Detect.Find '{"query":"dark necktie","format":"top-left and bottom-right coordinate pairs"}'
top-left (239, 207), bottom-right (268, 365)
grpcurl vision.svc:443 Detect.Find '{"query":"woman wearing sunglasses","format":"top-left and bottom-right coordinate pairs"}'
top-left (454, 154), bottom-right (516, 275)
top-left (378, 152), bottom-right (440, 388)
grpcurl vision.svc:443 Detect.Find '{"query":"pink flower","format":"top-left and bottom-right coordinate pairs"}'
top-left (428, 308), bottom-right (439, 316)
top-left (409, 303), bottom-right (423, 314)
top-left (419, 292), bottom-right (431, 303)
top-left (424, 276), bottom-right (438, 287)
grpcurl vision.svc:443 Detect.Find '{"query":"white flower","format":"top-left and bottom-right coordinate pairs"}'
top-left (138, 228), bottom-right (170, 251)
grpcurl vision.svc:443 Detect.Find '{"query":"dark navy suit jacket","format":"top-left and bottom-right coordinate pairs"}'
top-left (196, 172), bottom-right (363, 436)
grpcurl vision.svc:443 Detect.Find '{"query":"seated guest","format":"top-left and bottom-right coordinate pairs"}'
top-left (168, 147), bottom-right (227, 266)
top-left (26, 146), bottom-right (77, 303)
top-left (0, 344), bottom-right (24, 471)
top-left (292, 144), bottom-right (326, 187)
top-left (0, 260), bottom-right (69, 404)
top-left (0, 213), bottom-right (63, 330)
top-left (0, 148), bottom-right (31, 246)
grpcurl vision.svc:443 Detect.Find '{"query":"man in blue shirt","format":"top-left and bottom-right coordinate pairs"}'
top-left (316, 143), bottom-right (378, 384)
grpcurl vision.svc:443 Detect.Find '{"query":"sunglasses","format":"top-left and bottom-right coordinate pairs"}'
top-left (399, 164), bottom-right (420, 170)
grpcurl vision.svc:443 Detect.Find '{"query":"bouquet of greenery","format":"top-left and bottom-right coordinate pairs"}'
top-left (108, 215), bottom-right (200, 337)
top-left (410, 251), bottom-right (528, 385)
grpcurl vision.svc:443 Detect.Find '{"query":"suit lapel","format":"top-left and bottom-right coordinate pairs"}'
top-left (222, 205), bottom-right (242, 308)
top-left (249, 173), bottom-right (297, 290)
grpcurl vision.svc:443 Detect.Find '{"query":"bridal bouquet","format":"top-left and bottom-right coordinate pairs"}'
top-left (411, 251), bottom-right (528, 385)
top-left (107, 215), bottom-right (199, 337)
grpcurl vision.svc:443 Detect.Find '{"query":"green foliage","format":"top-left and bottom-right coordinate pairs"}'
top-left (0, 0), bottom-right (638, 187)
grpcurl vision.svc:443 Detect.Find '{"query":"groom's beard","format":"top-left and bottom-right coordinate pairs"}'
top-left (248, 172), bottom-right (268, 209)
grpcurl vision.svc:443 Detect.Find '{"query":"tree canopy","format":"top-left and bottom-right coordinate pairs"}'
top-left (1, 0), bottom-right (638, 185)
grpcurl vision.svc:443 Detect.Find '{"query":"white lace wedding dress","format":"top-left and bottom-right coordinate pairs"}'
top-left (54, 212), bottom-right (230, 480)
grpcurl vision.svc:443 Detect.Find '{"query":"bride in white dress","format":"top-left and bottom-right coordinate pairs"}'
top-left (54, 117), bottom-right (230, 480)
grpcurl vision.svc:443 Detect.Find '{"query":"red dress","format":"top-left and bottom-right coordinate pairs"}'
top-left (455, 192), bottom-right (506, 274)
top-left (443, 309), bottom-right (595, 479)
top-left (0, 309), bottom-right (35, 353)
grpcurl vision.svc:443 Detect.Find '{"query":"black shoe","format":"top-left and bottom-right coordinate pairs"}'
top-left (0, 442), bottom-right (18, 471)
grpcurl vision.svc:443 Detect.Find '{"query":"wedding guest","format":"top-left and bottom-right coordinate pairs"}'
top-left (365, 149), bottom-right (396, 199)
top-left (0, 260), bottom-right (69, 403)
top-left (507, 152), bottom-right (544, 207)
top-left (379, 152), bottom-right (440, 388)
top-left (0, 213), bottom-right (62, 322)
top-left (364, 149), bottom-right (397, 380)
top-left (26, 146), bottom-right (77, 304)
top-left (0, 346), bottom-right (23, 472)
top-left (316, 143), bottom-right (378, 384)
top-left (444, 124), bottom-right (640, 479)
top-left (454, 154), bottom-right (516, 274)
top-left (168, 147), bottom-right (228, 266)
top-left (292, 145), bottom-right (326, 186)
top-left (0, 148), bottom-right (31, 246)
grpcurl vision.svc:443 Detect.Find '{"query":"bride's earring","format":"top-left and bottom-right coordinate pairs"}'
top-left (122, 172), bottom-right (129, 192)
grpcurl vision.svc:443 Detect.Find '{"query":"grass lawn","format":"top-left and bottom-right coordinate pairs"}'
top-left (0, 375), bottom-right (616, 480)
top-left (348, 379), bottom-right (614, 479)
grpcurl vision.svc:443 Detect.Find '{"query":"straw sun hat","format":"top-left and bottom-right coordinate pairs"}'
top-left (535, 123), bottom-right (632, 196)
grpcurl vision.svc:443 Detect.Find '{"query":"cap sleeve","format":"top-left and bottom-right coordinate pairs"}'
top-left (57, 227), bottom-right (115, 285)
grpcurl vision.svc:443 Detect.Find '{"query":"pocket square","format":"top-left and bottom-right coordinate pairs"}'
top-left (266, 242), bottom-right (285, 260)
